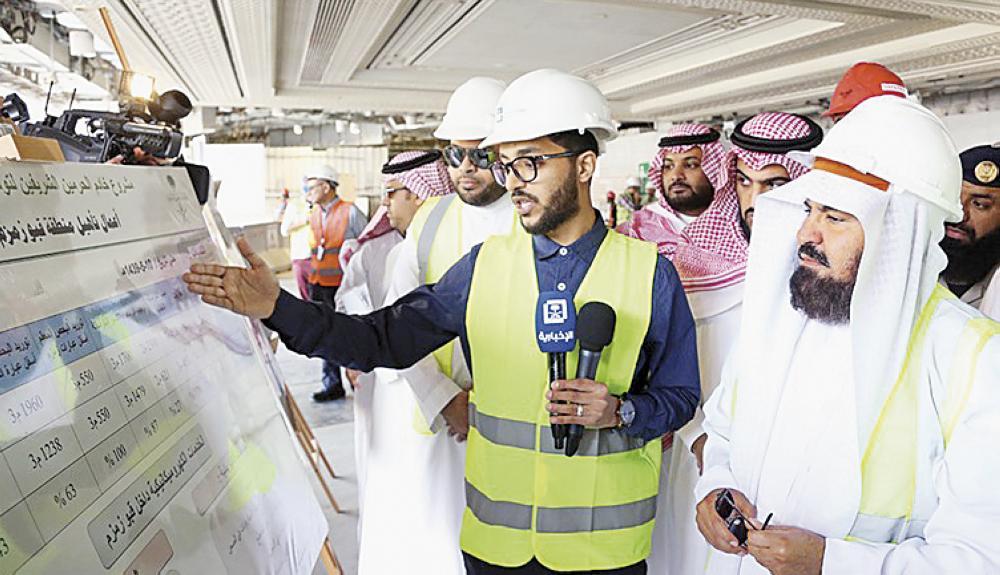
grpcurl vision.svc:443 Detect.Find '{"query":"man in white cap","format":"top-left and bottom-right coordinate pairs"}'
top-left (694, 96), bottom-right (1000, 574)
top-left (302, 165), bottom-right (368, 402)
top-left (615, 175), bottom-right (645, 223)
top-left (182, 68), bottom-right (699, 574)
top-left (388, 76), bottom-right (515, 441)
top-left (649, 112), bottom-right (822, 575)
top-left (335, 150), bottom-right (468, 574)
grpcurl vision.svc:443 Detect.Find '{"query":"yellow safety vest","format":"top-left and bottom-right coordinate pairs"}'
top-left (847, 285), bottom-right (1000, 543)
top-left (462, 229), bottom-right (661, 571)
top-left (407, 195), bottom-right (465, 378)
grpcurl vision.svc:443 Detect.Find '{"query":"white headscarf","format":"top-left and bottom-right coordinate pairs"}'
top-left (728, 96), bottom-right (961, 496)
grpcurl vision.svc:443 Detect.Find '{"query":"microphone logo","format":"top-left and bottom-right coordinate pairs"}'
top-left (542, 299), bottom-right (569, 325)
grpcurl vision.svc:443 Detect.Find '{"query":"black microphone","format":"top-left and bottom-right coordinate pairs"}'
top-left (565, 301), bottom-right (616, 457)
top-left (535, 292), bottom-right (577, 451)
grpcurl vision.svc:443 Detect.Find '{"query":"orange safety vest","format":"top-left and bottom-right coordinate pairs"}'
top-left (308, 199), bottom-right (352, 287)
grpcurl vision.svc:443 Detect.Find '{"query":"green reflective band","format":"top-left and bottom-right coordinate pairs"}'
top-left (539, 426), bottom-right (646, 456)
top-left (536, 495), bottom-right (657, 534)
top-left (469, 403), bottom-right (537, 450)
top-left (465, 481), bottom-right (532, 530)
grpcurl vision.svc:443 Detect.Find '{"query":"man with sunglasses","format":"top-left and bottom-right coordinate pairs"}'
top-left (386, 76), bottom-right (515, 442)
top-left (182, 68), bottom-right (698, 575)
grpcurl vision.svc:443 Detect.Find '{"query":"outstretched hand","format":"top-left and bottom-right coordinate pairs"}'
top-left (182, 237), bottom-right (281, 319)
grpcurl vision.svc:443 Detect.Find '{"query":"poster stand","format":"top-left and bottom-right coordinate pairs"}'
top-left (284, 384), bottom-right (343, 513)
top-left (318, 537), bottom-right (344, 574)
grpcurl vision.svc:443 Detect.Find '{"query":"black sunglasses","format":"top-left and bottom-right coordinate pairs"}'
top-left (715, 489), bottom-right (772, 547)
top-left (443, 145), bottom-right (495, 170)
top-left (490, 149), bottom-right (585, 187)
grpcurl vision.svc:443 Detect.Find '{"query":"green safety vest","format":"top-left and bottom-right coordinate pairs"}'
top-left (846, 285), bottom-right (1000, 543)
top-left (462, 229), bottom-right (661, 571)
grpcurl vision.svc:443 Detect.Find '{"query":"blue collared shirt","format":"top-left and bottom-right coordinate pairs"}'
top-left (265, 212), bottom-right (699, 440)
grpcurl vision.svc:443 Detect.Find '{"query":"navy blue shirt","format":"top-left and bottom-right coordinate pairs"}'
top-left (264, 213), bottom-right (699, 440)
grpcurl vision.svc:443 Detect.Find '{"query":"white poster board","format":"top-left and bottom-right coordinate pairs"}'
top-left (0, 161), bottom-right (327, 574)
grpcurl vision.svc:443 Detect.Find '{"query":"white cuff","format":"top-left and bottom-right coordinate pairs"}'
top-left (676, 407), bottom-right (706, 451)
top-left (821, 537), bottom-right (891, 575)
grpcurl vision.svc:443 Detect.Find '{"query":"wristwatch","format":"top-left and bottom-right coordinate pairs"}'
top-left (617, 396), bottom-right (636, 429)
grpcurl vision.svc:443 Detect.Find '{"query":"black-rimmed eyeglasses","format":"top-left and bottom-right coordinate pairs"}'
top-left (490, 150), bottom-right (585, 187)
top-left (443, 145), bottom-right (496, 170)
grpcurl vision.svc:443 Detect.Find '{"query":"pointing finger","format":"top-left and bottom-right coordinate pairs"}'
top-left (236, 237), bottom-right (268, 270)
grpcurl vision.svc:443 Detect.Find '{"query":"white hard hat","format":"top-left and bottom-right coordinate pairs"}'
top-left (434, 77), bottom-right (506, 141)
top-left (789, 95), bottom-right (962, 220)
top-left (625, 176), bottom-right (642, 188)
top-left (303, 165), bottom-right (339, 186)
top-left (479, 69), bottom-right (617, 150)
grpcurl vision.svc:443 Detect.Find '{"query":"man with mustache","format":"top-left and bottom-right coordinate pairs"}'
top-left (653, 112), bottom-right (822, 575)
top-left (182, 68), bottom-right (699, 574)
top-left (940, 143), bottom-right (1000, 320)
top-left (389, 76), bottom-right (515, 443)
top-left (618, 123), bottom-right (725, 257)
top-left (695, 96), bottom-right (1000, 575)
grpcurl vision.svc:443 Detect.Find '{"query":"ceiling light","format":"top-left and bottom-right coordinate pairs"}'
top-left (292, 124), bottom-right (303, 135)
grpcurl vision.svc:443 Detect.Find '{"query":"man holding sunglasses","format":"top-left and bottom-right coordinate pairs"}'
top-left (385, 76), bottom-right (516, 442)
top-left (182, 69), bottom-right (699, 574)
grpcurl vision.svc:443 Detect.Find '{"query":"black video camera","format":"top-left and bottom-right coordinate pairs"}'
top-left (1, 90), bottom-right (192, 164)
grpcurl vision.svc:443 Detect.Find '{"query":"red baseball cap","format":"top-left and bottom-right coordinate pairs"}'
top-left (824, 62), bottom-right (908, 118)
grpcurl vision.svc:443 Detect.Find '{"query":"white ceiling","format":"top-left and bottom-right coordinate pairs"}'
top-left (59, 0), bottom-right (1000, 122)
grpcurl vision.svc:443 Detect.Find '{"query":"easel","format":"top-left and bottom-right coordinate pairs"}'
top-left (318, 537), bottom-right (343, 574)
top-left (284, 383), bottom-right (343, 513)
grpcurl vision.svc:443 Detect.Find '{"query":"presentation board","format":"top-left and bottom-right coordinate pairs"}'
top-left (0, 161), bottom-right (328, 574)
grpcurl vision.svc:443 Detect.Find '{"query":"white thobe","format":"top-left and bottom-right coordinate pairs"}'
top-left (981, 264), bottom-right (1000, 320)
top-left (649, 281), bottom-right (744, 575)
top-left (697, 299), bottom-right (1000, 575)
top-left (334, 232), bottom-right (402, 541)
top-left (388, 194), bottom-right (515, 430)
top-left (357, 195), bottom-right (513, 574)
top-left (955, 262), bottom-right (1000, 320)
top-left (354, 239), bottom-right (466, 575)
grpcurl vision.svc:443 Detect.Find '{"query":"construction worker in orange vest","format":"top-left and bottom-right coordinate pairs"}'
top-left (304, 165), bottom-right (368, 401)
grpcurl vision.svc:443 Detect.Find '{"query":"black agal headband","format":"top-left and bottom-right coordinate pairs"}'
top-left (381, 150), bottom-right (442, 174)
top-left (730, 115), bottom-right (824, 154)
top-left (658, 129), bottom-right (721, 148)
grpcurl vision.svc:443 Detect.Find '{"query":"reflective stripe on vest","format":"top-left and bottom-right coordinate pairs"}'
top-left (462, 229), bottom-right (660, 571)
top-left (465, 481), bottom-right (657, 534)
top-left (307, 200), bottom-right (351, 287)
top-left (846, 286), bottom-right (1000, 543)
top-left (470, 402), bottom-right (647, 456)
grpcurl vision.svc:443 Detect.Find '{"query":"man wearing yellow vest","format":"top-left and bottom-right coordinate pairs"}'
top-left (695, 96), bottom-right (1000, 575)
top-left (391, 76), bottom-right (515, 441)
top-left (303, 165), bottom-right (368, 402)
top-left (183, 69), bottom-right (699, 574)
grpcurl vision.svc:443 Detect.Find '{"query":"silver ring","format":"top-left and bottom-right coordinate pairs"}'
top-left (576, 404), bottom-right (584, 417)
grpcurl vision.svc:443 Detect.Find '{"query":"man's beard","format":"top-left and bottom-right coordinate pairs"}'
top-left (789, 242), bottom-right (860, 325)
top-left (455, 177), bottom-right (506, 207)
top-left (664, 181), bottom-right (714, 214)
top-left (517, 172), bottom-right (580, 235)
top-left (940, 225), bottom-right (1000, 289)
